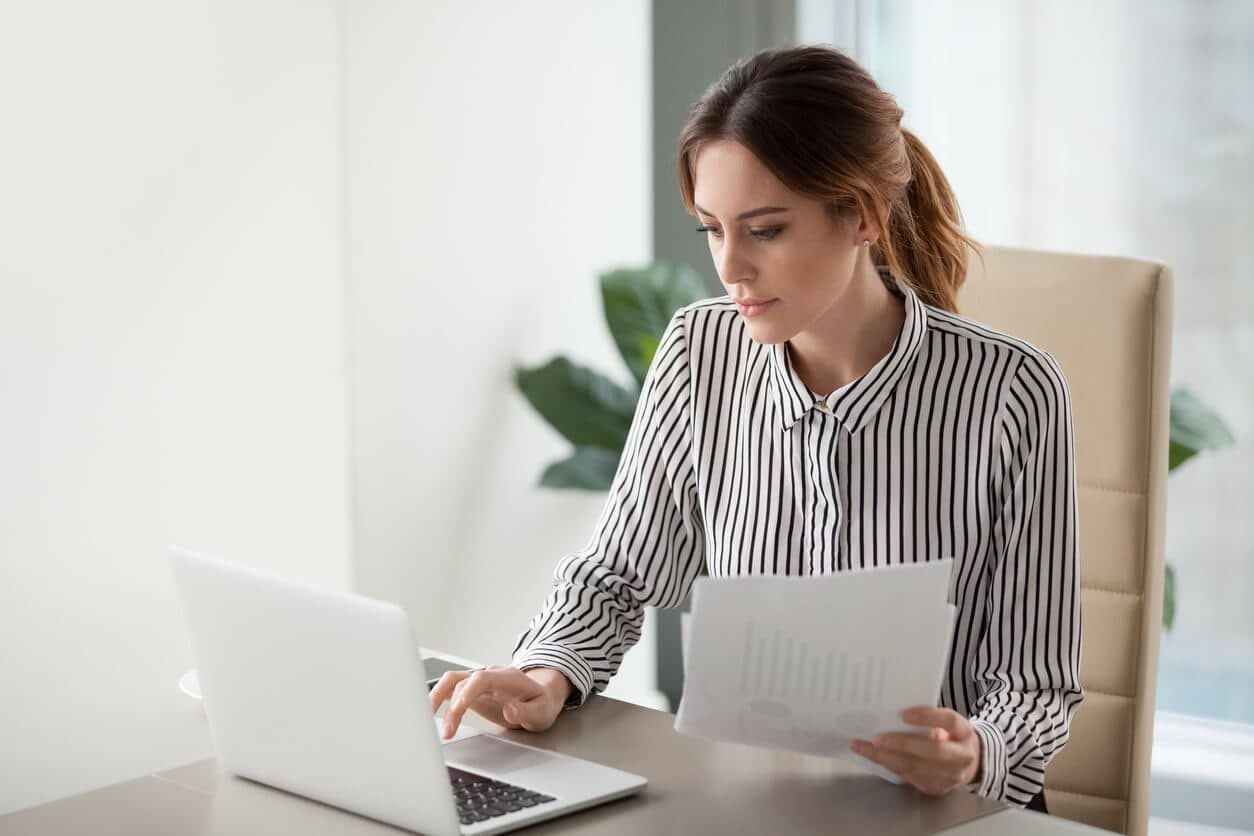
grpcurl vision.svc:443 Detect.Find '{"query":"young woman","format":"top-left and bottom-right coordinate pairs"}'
top-left (432, 44), bottom-right (1081, 813)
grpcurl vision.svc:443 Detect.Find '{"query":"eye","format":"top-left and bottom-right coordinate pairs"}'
top-left (695, 226), bottom-right (784, 241)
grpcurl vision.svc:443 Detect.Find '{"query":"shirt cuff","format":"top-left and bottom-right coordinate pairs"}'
top-left (970, 717), bottom-right (1008, 801)
top-left (512, 642), bottom-right (596, 709)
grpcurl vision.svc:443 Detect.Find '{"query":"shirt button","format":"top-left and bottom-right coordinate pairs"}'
top-left (815, 400), bottom-right (832, 414)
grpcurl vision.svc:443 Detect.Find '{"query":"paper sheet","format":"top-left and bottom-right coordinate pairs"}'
top-left (675, 559), bottom-right (957, 783)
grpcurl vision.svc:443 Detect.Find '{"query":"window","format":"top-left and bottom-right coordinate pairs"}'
top-left (800, 2), bottom-right (1254, 827)
top-left (819, 0), bottom-right (1254, 729)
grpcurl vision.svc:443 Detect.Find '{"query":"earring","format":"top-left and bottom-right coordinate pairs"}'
top-left (862, 239), bottom-right (870, 247)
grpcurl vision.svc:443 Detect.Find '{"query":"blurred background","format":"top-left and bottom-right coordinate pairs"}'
top-left (0, 0), bottom-right (1250, 832)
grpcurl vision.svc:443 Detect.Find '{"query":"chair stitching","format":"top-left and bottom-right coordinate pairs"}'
top-left (1044, 786), bottom-right (1129, 804)
top-left (1078, 483), bottom-right (1145, 497)
top-left (1078, 687), bottom-right (1133, 700)
top-left (1080, 585), bottom-right (1142, 599)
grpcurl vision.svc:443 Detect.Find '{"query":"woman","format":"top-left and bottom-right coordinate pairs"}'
top-left (431, 44), bottom-right (1081, 813)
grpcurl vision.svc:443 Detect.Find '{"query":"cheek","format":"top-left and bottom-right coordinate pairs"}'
top-left (784, 246), bottom-right (856, 299)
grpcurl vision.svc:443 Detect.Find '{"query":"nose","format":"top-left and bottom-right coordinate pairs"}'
top-left (715, 235), bottom-right (754, 287)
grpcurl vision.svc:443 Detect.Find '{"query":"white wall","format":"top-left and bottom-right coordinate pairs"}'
top-left (0, 0), bottom-right (351, 814)
top-left (344, 0), bottom-right (661, 705)
top-left (0, 0), bottom-right (660, 815)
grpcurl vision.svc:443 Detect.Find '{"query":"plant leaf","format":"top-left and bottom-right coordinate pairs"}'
top-left (601, 262), bottom-right (709, 386)
top-left (1169, 387), bottom-right (1236, 472)
top-left (1163, 562), bottom-right (1176, 631)
top-left (637, 334), bottom-right (661, 370)
top-left (539, 446), bottom-right (621, 491)
top-left (514, 357), bottom-right (638, 450)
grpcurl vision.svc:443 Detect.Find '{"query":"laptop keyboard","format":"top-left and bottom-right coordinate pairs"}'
top-left (447, 765), bottom-right (556, 826)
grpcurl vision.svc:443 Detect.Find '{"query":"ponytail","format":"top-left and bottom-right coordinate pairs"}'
top-left (878, 129), bottom-right (979, 313)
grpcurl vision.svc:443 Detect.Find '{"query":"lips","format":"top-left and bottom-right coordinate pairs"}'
top-left (735, 298), bottom-right (777, 318)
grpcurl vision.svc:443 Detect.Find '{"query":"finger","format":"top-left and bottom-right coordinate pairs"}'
top-left (872, 733), bottom-right (969, 766)
top-left (879, 751), bottom-right (958, 795)
top-left (442, 670), bottom-right (496, 739)
top-left (908, 771), bottom-right (960, 797)
top-left (900, 706), bottom-right (972, 741)
top-left (910, 755), bottom-right (972, 794)
top-left (853, 741), bottom-right (927, 778)
top-left (429, 670), bottom-right (473, 714)
top-left (879, 742), bottom-right (974, 795)
top-left (506, 696), bottom-right (559, 732)
top-left (873, 732), bottom-right (941, 760)
top-left (442, 669), bottom-right (542, 738)
top-left (852, 739), bottom-right (965, 795)
top-left (501, 700), bottom-right (543, 731)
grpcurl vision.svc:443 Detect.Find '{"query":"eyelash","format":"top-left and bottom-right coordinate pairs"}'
top-left (695, 225), bottom-right (784, 242)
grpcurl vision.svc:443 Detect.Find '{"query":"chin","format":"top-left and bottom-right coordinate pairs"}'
top-left (740, 318), bottom-right (792, 346)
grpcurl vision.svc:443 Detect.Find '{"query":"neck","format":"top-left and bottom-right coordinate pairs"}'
top-left (787, 258), bottom-right (906, 397)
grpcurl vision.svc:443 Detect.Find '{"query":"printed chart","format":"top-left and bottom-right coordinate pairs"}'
top-left (738, 623), bottom-right (888, 707)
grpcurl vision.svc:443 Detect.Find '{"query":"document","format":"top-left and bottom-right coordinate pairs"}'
top-left (674, 559), bottom-right (956, 783)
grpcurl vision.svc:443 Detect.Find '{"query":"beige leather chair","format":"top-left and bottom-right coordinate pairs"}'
top-left (956, 245), bottom-right (1173, 835)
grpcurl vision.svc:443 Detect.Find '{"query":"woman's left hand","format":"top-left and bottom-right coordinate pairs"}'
top-left (850, 707), bottom-right (982, 797)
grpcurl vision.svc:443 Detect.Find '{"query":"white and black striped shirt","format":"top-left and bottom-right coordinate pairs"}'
top-left (512, 269), bottom-right (1083, 805)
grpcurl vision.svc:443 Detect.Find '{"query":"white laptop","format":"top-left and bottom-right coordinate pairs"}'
top-left (167, 546), bottom-right (647, 835)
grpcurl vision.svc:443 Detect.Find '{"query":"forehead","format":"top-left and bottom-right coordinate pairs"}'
top-left (692, 140), bottom-right (792, 214)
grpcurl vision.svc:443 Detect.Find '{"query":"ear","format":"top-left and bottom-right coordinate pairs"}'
top-left (854, 201), bottom-right (883, 246)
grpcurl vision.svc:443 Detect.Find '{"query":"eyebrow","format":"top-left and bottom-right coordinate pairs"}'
top-left (693, 204), bottom-right (790, 221)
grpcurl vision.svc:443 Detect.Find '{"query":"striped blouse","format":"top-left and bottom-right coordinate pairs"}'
top-left (512, 268), bottom-right (1083, 806)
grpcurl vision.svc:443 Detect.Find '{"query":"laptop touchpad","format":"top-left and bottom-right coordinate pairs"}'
top-left (443, 734), bottom-right (559, 774)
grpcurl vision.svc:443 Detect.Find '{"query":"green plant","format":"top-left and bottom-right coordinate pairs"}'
top-left (514, 261), bottom-right (708, 491)
top-left (1164, 386), bottom-right (1237, 630)
top-left (514, 268), bottom-right (1238, 631)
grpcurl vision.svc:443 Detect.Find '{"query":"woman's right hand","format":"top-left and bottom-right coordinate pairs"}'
top-left (429, 665), bottom-right (572, 741)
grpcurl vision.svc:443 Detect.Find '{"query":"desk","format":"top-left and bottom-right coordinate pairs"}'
top-left (0, 657), bottom-right (1108, 835)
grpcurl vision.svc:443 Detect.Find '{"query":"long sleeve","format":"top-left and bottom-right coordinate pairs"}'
top-left (970, 351), bottom-right (1084, 805)
top-left (512, 310), bottom-right (705, 707)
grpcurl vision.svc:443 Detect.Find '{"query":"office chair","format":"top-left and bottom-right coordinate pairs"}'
top-left (956, 245), bottom-right (1173, 835)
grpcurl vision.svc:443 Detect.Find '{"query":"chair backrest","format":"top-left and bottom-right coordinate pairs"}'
top-left (955, 245), bottom-right (1173, 835)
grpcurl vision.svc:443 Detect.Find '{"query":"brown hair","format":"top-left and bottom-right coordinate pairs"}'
top-left (676, 44), bottom-right (978, 313)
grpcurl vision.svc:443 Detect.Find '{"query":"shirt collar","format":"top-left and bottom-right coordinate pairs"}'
top-left (768, 268), bottom-right (928, 434)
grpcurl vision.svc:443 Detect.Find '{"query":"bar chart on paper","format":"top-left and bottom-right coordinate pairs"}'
top-left (675, 561), bottom-right (956, 771)
top-left (738, 623), bottom-right (887, 707)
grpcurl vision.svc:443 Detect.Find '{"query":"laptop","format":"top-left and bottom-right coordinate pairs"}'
top-left (167, 546), bottom-right (647, 835)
